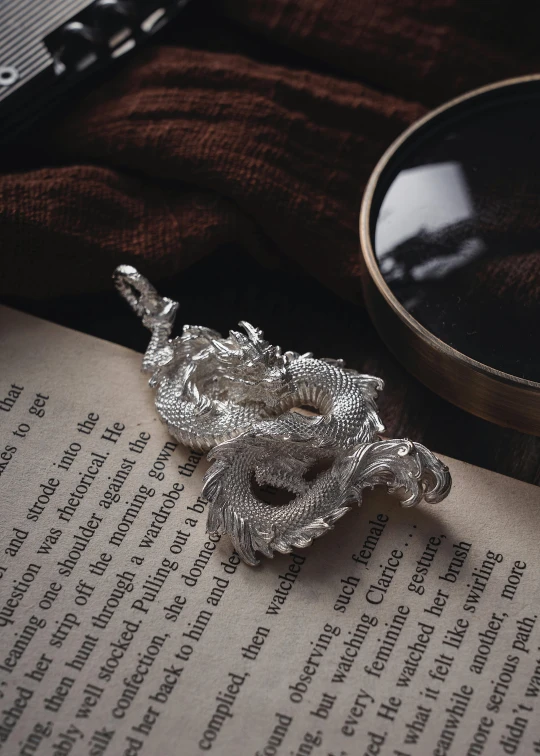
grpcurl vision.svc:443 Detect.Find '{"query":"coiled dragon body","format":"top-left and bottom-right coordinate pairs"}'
top-left (203, 437), bottom-right (450, 565)
top-left (115, 265), bottom-right (451, 564)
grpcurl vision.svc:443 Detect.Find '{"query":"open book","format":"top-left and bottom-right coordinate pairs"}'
top-left (0, 305), bottom-right (539, 755)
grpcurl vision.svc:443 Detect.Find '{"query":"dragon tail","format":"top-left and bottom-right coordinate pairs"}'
top-left (342, 439), bottom-right (451, 507)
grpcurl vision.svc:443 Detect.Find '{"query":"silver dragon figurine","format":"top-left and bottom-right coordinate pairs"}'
top-left (114, 265), bottom-right (451, 565)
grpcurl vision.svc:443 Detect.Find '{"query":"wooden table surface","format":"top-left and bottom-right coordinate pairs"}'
top-left (8, 247), bottom-right (540, 487)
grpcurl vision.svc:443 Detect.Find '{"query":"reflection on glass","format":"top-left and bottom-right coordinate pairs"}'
top-left (372, 92), bottom-right (540, 382)
top-left (376, 162), bottom-right (472, 254)
top-left (376, 163), bottom-right (485, 286)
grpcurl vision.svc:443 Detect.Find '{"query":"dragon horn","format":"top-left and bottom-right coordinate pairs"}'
top-left (239, 321), bottom-right (263, 343)
top-left (239, 321), bottom-right (270, 354)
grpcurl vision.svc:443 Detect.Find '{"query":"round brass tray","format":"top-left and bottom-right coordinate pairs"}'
top-left (359, 75), bottom-right (540, 436)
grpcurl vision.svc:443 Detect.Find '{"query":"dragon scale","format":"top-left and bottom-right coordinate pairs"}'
top-left (204, 437), bottom-right (451, 565)
top-left (152, 341), bottom-right (385, 451)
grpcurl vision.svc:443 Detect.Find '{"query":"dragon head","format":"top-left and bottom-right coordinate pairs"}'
top-left (203, 321), bottom-right (293, 406)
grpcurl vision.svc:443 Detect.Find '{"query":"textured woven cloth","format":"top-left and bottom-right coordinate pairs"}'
top-left (2, 0), bottom-right (540, 302)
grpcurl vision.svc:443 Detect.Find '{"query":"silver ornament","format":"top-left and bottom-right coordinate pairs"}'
top-left (114, 265), bottom-right (451, 565)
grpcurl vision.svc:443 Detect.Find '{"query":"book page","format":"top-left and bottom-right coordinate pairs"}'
top-left (0, 305), bottom-right (539, 756)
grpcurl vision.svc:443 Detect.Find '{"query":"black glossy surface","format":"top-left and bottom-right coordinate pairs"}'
top-left (372, 85), bottom-right (540, 383)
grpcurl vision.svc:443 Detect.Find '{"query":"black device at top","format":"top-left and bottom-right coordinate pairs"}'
top-left (0, 0), bottom-right (192, 143)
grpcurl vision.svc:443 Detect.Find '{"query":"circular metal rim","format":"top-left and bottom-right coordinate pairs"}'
top-left (359, 74), bottom-right (540, 436)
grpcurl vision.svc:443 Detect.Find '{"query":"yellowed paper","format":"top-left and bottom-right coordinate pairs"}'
top-left (0, 306), bottom-right (539, 756)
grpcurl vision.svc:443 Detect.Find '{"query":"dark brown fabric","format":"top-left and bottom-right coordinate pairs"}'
top-left (224, 0), bottom-right (540, 105)
top-left (1, 0), bottom-right (540, 302)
